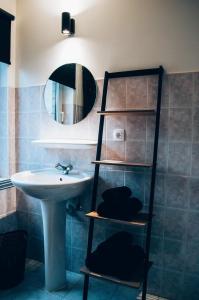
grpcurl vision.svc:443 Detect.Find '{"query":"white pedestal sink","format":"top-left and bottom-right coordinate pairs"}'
top-left (11, 168), bottom-right (92, 291)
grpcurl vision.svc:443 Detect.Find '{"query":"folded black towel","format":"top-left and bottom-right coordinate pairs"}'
top-left (86, 232), bottom-right (146, 281)
top-left (97, 196), bottom-right (143, 221)
top-left (97, 231), bottom-right (133, 251)
top-left (102, 186), bottom-right (131, 203)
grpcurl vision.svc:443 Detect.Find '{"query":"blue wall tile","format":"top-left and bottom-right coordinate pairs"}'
top-left (164, 208), bottom-right (187, 240)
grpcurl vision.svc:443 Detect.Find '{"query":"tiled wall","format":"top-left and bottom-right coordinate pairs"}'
top-left (16, 72), bottom-right (199, 300)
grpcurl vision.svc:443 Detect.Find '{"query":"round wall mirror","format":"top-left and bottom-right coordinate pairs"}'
top-left (44, 63), bottom-right (97, 125)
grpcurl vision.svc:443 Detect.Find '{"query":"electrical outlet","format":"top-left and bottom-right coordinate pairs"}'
top-left (113, 129), bottom-right (125, 141)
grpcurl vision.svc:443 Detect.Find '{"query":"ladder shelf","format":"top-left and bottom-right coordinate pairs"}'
top-left (81, 266), bottom-right (142, 289)
top-left (82, 66), bottom-right (164, 300)
top-left (92, 160), bottom-right (152, 168)
top-left (81, 262), bottom-right (153, 289)
top-left (97, 108), bottom-right (156, 115)
top-left (86, 211), bottom-right (150, 227)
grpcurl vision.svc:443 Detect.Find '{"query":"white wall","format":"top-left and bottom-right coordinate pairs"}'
top-left (0, 0), bottom-right (16, 87)
top-left (15, 0), bottom-right (199, 87)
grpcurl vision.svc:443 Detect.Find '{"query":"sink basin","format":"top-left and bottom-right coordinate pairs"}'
top-left (11, 168), bottom-right (93, 292)
top-left (11, 168), bottom-right (92, 201)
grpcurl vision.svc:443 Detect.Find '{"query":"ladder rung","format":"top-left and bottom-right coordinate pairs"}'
top-left (81, 266), bottom-right (141, 288)
top-left (92, 160), bottom-right (152, 168)
top-left (86, 211), bottom-right (149, 227)
top-left (108, 67), bottom-right (162, 78)
top-left (98, 109), bottom-right (156, 115)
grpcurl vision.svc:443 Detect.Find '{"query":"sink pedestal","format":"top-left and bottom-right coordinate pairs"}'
top-left (11, 168), bottom-right (92, 291)
top-left (41, 201), bottom-right (67, 291)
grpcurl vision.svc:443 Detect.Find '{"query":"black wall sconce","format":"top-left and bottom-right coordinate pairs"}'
top-left (62, 12), bottom-right (75, 37)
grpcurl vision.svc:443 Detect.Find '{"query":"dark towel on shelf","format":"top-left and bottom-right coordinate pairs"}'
top-left (97, 231), bottom-right (133, 250)
top-left (102, 186), bottom-right (132, 203)
top-left (86, 232), bottom-right (146, 281)
top-left (97, 196), bottom-right (143, 221)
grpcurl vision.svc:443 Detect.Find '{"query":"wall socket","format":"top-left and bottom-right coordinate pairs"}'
top-left (113, 128), bottom-right (125, 141)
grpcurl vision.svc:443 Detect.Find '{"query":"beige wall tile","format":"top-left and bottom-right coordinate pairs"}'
top-left (126, 77), bottom-right (147, 108)
top-left (107, 78), bottom-right (126, 109)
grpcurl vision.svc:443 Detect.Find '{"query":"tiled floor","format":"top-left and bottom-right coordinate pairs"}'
top-left (0, 260), bottom-right (167, 300)
top-left (0, 261), bottom-right (139, 300)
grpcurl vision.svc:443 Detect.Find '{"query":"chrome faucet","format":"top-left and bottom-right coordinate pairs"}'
top-left (55, 163), bottom-right (73, 175)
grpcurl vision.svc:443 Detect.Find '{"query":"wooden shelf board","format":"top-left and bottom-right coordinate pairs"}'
top-left (92, 160), bottom-right (152, 168)
top-left (80, 266), bottom-right (141, 288)
top-left (86, 211), bottom-right (149, 227)
top-left (98, 109), bottom-right (156, 115)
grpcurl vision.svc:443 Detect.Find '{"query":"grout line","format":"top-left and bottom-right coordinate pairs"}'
top-left (166, 75), bottom-right (171, 173)
top-left (190, 73), bottom-right (194, 178)
top-left (161, 74), bottom-right (168, 294)
top-left (180, 73), bottom-right (196, 294)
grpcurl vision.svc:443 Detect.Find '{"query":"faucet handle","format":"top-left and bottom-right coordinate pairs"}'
top-left (55, 163), bottom-right (63, 169)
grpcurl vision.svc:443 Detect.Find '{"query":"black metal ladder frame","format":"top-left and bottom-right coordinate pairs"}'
top-left (82, 66), bottom-right (164, 300)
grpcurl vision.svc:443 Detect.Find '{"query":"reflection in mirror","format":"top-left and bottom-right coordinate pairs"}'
top-left (44, 63), bottom-right (97, 125)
